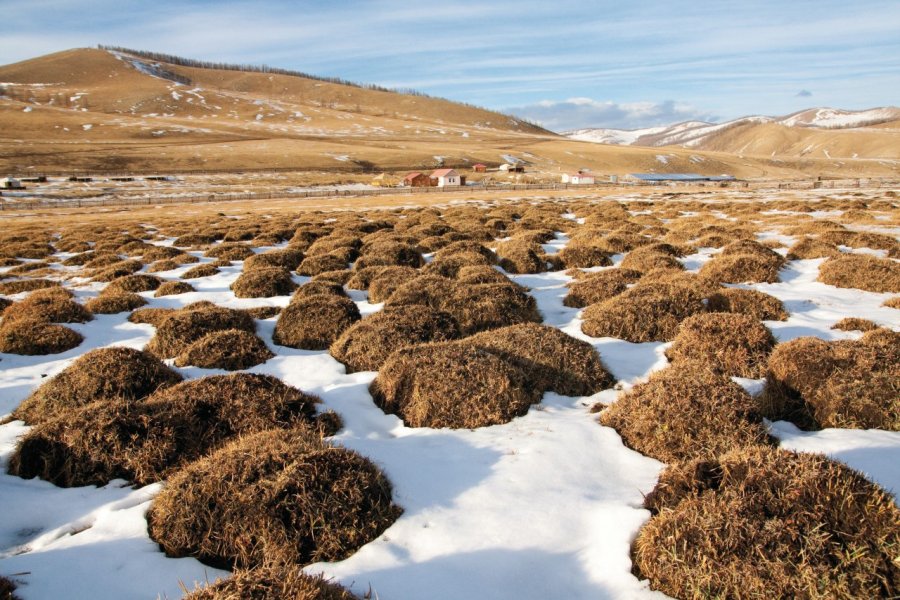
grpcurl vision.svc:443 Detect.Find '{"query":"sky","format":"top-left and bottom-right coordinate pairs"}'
top-left (2, 0), bottom-right (899, 131)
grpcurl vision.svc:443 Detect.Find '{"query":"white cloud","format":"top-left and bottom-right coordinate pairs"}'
top-left (507, 98), bottom-right (719, 132)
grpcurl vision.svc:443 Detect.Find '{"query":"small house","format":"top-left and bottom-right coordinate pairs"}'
top-left (431, 168), bottom-right (463, 187)
top-left (499, 163), bottom-right (525, 173)
top-left (562, 172), bottom-right (595, 185)
top-left (403, 172), bottom-right (432, 187)
top-left (0, 177), bottom-right (23, 190)
top-left (472, 163), bottom-right (487, 173)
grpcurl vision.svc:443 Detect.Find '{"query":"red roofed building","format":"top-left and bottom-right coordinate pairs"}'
top-left (403, 172), bottom-right (432, 187)
top-left (472, 163), bottom-right (487, 173)
top-left (431, 168), bottom-right (463, 187)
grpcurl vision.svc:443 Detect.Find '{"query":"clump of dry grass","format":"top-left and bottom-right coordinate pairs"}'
top-left (465, 323), bottom-right (613, 396)
top-left (148, 305), bottom-right (256, 358)
top-left (832, 317), bottom-right (879, 332)
top-left (84, 292), bottom-right (147, 314)
top-left (496, 236), bottom-right (546, 274)
top-left (205, 243), bottom-right (254, 261)
top-left (371, 342), bottom-right (540, 428)
top-left (599, 363), bottom-right (771, 463)
top-left (243, 248), bottom-right (305, 272)
top-left (230, 267), bottom-right (297, 298)
top-left (83, 254), bottom-right (125, 269)
top-left (0, 319), bottom-right (83, 356)
top-left (182, 565), bottom-right (359, 600)
top-left (173, 233), bottom-right (218, 247)
top-left (154, 281), bottom-right (195, 297)
top-left (330, 305), bottom-right (460, 372)
top-left (619, 247), bottom-right (684, 273)
top-left (665, 312), bottom-right (776, 377)
top-left (761, 330), bottom-right (899, 430)
top-left (128, 307), bottom-right (176, 327)
top-left (633, 446), bottom-right (900, 599)
top-left (273, 294), bottom-right (361, 350)
top-left (297, 252), bottom-right (349, 276)
top-left (383, 274), bottom-right (457, 310)
top-left (12, 346), bottom-right (182, 424)
top-left (240, 306), bottom-right (282, 320)
top-left (147, 259), bottom-right (180, 273)
top-left (817, 254), bottom-right (900, 293)
top-left (312, 269), bottom-right (354, 285)
top-left (581, 281), bottom-right (706, 342)
top-left (147, 428), bottom-right (401, 569)
top-left (102, 274), bottom-right (163, 295)
top-left (786, 237), bottom-right (841, 260)
top-left (558, 240), bottom-right (612, 269)
top-left (291, 279), bottom-right (347, 300)
top-left (444, 282), bottom-right (541, 335)
top-left (1, 292), bottom-right (92, 325)
top-left (175, 329), bottom-right (274, 370)
top-left (705, 288), bottom-right (788, 321)
top-left (883, 296), bottom-right (900, 309)
top-left (0, 279), bottom-right (62, 294)
top-left (91, 260), bottom-right (144, 282)
top-left (455, 265), bottom-right (512, 286)
top-left (367, 266), bottom-right (419, 303)
top-left (354, 242), bottom-right (424, 270)
top-left (699, 253), bottom-right (783, 284)
top-left (182, 263), bottom-right (221, 279)
top-left (10, 374), bottom-right (321, 487)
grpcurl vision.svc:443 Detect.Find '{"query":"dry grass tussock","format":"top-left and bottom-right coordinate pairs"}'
top-left (85, 292), bottom-right (147, 314)
top-left (366, 266), bottom-right (419, 303)
top-left (0, 319), bottom-right (83, 356)
top-left (9, 374), bottom-right (321, 487)
top-left (102, 274), bottom-right (163, 295)
top-left (13, 346), bottom-right (182, 424)
top-left (699, 253), bottom-right (783, 284)
top-left (1, 290), bottom-right (92, 325)
top-left (884, 296), bottom-right (900, 309)
top-left (147, 304), bottom-right (256, 358)
top-left (330, 305), bottom-right (460, 373)
top-left (154, 280), bottom-right (195, 297)
top-left (665, 312), bottom-right (776, 378)
top-left (243, 248), bottom-right (305, 271)
top-left (619, 246), bottom-right (684, 273)
top-left (831, 317), bottom-right (879, 332)
top-left (581, 281), bottom-right (706, 342)
top-left (0, 279), bottom-right (62, 294)
top-left (786, 237), bottom-right (841, 260)
top-left (444, 282), bottom-right (541, 335)
top-left (297, 252), bottom-right (349, 276)
top-left (705, 287), bottom-right (788, 321)
top-left (600, 363), bottom-right (771, 463)
top-left (558, 239), bottom-right (612, 269)
top-left (230, 267), bottom-right (297, 298)
top-left (634, 446), bottom-right (900, 599)
top-left (761, 329), bottom-right (899, 430)
top-left (818, 254), bottom-right (900, 293)
top-left (464, 323), bottom-right (613, 397)
top-left (147, 428), bottom-right (401, 569)
top-left (371, 342), bottom-right (540, 428)
top-left (204, 243), bottom-right (254, 261)
top-left (291, 279), bottom-right (347, 301)
top-left (496, 236), bottom-right (547, 274)
top-left (175, 329), bottom-right (274, 370)
top-left (128, 307), bottom-right (176, 327)
top-left (182, 565), bottom-right (359, 600)
top-left (273, 294), bottom-right (361, 350)
top-left (182, 263), bottom-right (221, 279)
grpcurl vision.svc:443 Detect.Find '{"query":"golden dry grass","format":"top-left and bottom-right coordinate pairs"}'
top-left (818, 254), bottom-right (900, 293)
top-left (665, 312), bottom-right (776, 377)
top-left (182, 565), bottom-right (359, 600)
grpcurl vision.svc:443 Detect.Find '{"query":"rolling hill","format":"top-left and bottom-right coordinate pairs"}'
top-left (566, 107), bottom-right (900, 163)
top-left (1, 48), bottom-right (898, 179)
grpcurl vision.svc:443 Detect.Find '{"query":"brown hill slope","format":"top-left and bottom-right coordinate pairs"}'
top-left (1, 48), bottom-right (898, 179)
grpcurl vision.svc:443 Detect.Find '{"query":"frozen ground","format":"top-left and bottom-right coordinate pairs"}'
top-left (0, 207), bottom-right (898, 599)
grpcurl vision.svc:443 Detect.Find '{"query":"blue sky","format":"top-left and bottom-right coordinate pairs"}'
top-left (3, 0), bottom-right (899, 131)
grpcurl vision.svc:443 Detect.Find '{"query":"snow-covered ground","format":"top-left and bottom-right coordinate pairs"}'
top-left (0, 201), bottom-right (898, 599)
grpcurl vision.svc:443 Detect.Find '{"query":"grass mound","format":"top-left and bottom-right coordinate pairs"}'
top-left (599, 363), bottom-right (771, 463)
top-left (786, 237), bottom-right (841, 260)
top-left (465, 323), bottom-right (613, 396)
top-left (291, 279), bottom-right (347, 300)
top-left (91, 260), bottom-right (144, 282)
top-left (103, 274), bottom-right (163, 295)
top-left (205, 243), bottom-right (254, 261)
top-left (0, 319), bottom-right (83, 356)
top-left (761, 330), bottom-right (899, 430)
top-left (699, 253), bottom-right (783, 284)
top-left (10, 374), bottom-right (321, 487)
top-left (244, 248), bottom-right (305, 271)
top-left (297, 252), bottom-right (349, 276)
top-left (13, 346), bottom-right (182, 424)
top-left (367, 266), bottom-right (419, 303)
top-left (0, 279), bottom-right (62, 294)
top-left (581, 281), bottom-right (706, 342)
top-left (665, 312), bottom-right (776, 377)
top-left (384, 274), bottom-right (457, 310)
top-left (240, 306), bottom-right (282, 320)
top-left (619, 247), bottom-right (683, 273)
top-left (354, 242), bottom-right (423, 270)
top-left (883, 296), bottom-right (900, 309)
top-left (128, 307), bottom-right (176, 327)
top-left (634, 446), bottom-right (900, 599)
top-left (147, 429), bottom-right (401, 569)
top-left (817, 254), bottom-right (900, 293)
top-left (2, 293), bottom-right (92, 325)
top-left (84, 292), bottom-right (147, 314)
top-left (558, 240), bottom-right (612, 269)
top-left (832, 317), bottom-right (879, 332)
top-left (175, 329), bottom-right (274, 370)
top-left (273, 294), bottom-right (361, 350)
top-left (231, 267), bottom-right (297, 298)
top-left (496, 237), bottom-right (546, 274)
top-left (182, 264), bottom-right (221, 279)
top-left (330, 305), bottom-right (461, 372)
top-left (371, 342), bottom-right (540, 428)
top-left (444, 282), bottom-right (541, 335)
top-left (147, 305), bottom-right (256, 358)
top-left (154, 281), bottom-right (195, 297)
top-left (563, 268), bottom-right (641, 308)
top-left (455, 265), bottom-right (512, 286)
top-left (182, 566), bottom-right (359, 600)
top-left (706, 287), bottom-right (788, 321)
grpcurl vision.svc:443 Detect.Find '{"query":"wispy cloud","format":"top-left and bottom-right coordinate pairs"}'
top-left (796, 90), bottom-right (813, 98)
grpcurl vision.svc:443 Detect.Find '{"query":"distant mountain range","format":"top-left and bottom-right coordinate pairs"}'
top-left (565, 107), bottom-right (900, 159)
